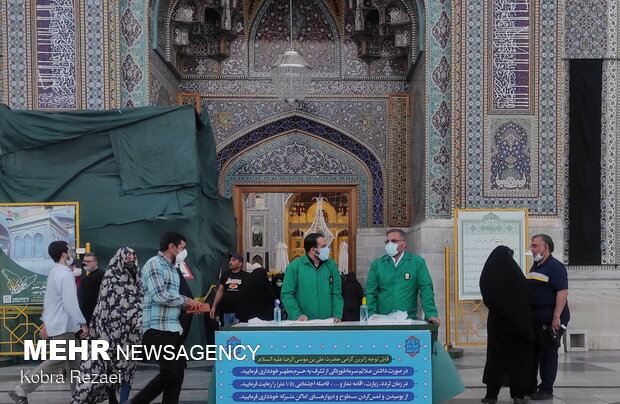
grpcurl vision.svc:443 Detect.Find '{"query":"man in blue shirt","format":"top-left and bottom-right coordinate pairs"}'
top-left (131, 231), bottom-right (201, 404)
top-left (526, 234), bottom-right (570, 401)
top-left (9, 241), bottom-right (88, 404)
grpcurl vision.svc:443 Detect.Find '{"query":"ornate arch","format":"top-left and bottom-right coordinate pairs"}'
top-left (217, 116), bottom-right (385, 226)
top-left (215, 109), bottom-right (384, 161)
top-left (221, 132), bottom-right (372, 226)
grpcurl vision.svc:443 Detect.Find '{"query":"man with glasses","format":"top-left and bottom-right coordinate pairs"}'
top-left (77, 252), bottom-right (104, 325)
top-left (365, 229), bottom-right (440, 324)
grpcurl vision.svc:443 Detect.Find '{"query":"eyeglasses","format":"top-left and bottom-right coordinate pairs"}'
top-left (384, 239), bottom-right (405, 245)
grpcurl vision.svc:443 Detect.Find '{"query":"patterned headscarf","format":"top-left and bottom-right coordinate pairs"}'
top-left (72, 246), bottom-right (143, 403)
top-left (108, 246), bottom-right (140, 277)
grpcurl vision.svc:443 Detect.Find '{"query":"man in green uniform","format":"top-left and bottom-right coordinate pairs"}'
top-left (281, 233), bottom-right (343, 321)
top-left (366, 229), bottom-right (440, 324)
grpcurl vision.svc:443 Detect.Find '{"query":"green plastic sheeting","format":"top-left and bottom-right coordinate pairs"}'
top-left (0, 104), bottom-right (237, 344)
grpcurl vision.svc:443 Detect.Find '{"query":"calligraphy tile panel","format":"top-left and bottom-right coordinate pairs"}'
top-left (34, 0), bottom-right (79, 109)
top-left (488, 0), bottom-right (533, 114)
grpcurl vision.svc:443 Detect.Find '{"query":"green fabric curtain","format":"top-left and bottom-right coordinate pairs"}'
top-left (0, 104), bottom-right (237, 344)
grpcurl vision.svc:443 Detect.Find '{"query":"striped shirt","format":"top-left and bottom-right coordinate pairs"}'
top-left (141, 252), bottom-right (186, 333)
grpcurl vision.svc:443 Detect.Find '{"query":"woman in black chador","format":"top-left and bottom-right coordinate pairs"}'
top-left (479, 246), bottom-right (535, 404)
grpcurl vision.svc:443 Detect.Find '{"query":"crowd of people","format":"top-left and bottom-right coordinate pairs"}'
top-left (10, 232), bottom-right (200, 404)
top-left (8, 229), bottom-right (568, 404)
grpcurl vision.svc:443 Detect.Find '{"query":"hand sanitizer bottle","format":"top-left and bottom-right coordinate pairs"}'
top-left (274, 299), bottom-right (282, 324)
top-left (359, 297), bottom-right (368, 324)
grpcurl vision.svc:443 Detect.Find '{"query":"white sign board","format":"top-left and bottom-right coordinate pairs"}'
top-left (456, 209), bottom-right (528, 300)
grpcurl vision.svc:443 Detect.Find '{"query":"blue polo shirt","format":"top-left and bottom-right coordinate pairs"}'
top-left (527, 255), bottom-right (570, 325)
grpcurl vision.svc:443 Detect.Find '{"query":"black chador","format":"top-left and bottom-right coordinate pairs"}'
top-left (479, 246), bottom-right (535, 402)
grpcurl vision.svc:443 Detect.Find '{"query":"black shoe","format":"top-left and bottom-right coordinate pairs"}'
top-left (8, 391), bottom-right (28, 404)
top-left (530, 391), bottom-right (553, 400)
top-left (481, 399), bottom-right (498, 404)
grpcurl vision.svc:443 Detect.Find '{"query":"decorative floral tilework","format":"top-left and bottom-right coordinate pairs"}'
top-left (426, 0), bottom-right (452, 217)
top-left (217, 116), bottom-right (385, 226)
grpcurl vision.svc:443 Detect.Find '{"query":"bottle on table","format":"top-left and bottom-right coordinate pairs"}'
top-left (274, 299), bottom-right (282, 324)
top-left (359, 296), bottom-right (368, 324)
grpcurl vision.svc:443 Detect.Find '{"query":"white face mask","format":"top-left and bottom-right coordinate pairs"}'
top-left (533, 250), bottom-right (544, 262)
top-left (385, 242), bottom-right (399, 257)
top-left (72, 267), bottom-right (82, 277)
top-left (175, 248), bottom-right (188, 264)
top-left (65, 255), bottom-right (73, 266)
top-left (316, 247), bottom-right (330, 261)
top-left (83, 265), bottom-right (93, 272)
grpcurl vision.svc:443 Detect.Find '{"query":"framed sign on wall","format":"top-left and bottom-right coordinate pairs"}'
top-left (454, 209), bottom-right (528, 301)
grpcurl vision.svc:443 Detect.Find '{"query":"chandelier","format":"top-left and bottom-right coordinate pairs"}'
top-left (271, 0), bottom-right (312, 106)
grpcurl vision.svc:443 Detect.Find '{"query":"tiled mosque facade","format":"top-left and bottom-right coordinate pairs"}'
top-left (1, 0), bottom-right (619, 348)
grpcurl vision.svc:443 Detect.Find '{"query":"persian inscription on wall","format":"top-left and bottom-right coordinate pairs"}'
top-left (35, 0), bottom-right (77, 109)
top-left (491, 0), bottom-right (531, 112)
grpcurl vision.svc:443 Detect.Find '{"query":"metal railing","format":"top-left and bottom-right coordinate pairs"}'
top-left (0, 305), bottom-right (44, 356)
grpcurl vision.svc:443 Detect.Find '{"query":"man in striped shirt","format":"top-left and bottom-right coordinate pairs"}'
top-left (131, 231), bottom-right (201, 404)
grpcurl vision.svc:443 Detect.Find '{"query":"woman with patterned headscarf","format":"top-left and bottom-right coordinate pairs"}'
top-left (71, 247), bottom-right (143, 404)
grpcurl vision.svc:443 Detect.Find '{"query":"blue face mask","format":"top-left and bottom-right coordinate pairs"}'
top-left (385, 242), bottom-right (399, 257)
top-left (316, 247), bottom-right (330, 261)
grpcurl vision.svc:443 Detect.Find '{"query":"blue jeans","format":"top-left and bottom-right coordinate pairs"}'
top-left (120, 381), bottom-right (131, 403)
top-left (223, 313), bottom-right (238, 326)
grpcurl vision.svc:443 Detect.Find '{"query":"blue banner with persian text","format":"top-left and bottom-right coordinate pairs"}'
top-left (215, 330), bottom-right (432, 403)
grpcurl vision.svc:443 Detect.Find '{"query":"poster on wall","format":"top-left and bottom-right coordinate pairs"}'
top-left (455, 209), bottom-right (528, 301)
top-left (0, 203), bottom-right (79, 304)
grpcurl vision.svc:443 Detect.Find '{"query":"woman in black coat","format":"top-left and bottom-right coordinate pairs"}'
top-left (479, 246), bottom-right (535, 404)
top-left (341, 272), bottom-right (363, 321)
top-left (238, 266), bottom-right (276, 321)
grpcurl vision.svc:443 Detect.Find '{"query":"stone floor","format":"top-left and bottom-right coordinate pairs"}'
top-left (0, 348), bottom-right (618, 403)
top-left (447, 348), bottom-right (620, 404)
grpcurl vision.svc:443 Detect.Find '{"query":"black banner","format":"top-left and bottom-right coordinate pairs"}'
top-left (568, 59), bottom-right (603, 265)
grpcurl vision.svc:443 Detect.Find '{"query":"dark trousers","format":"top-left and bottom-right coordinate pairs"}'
top-left (486, 383), bottom-right (525, 400)
top-left (132, 329), bottom-right (185, 404)
top-left (533, 324), bottom-right (564, 394)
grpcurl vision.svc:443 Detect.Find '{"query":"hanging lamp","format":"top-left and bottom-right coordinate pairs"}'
top-left (270, 0), bottom-right (312, 106)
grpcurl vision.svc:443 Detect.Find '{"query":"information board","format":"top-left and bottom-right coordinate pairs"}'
top-left (215, 330), bottom-right (432, 403)
top-left (455, 209), bottom-right (528, 301)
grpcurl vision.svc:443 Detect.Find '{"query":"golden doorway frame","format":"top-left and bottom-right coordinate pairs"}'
top-left (233, 185), bottom-right (358, 272)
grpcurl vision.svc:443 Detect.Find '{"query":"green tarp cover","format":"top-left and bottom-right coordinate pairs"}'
top-left (0, 104), bottom-right (236, 342)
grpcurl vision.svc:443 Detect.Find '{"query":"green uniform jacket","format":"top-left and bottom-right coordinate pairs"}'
top-left (366, 252), bottom-right (438, 319)
top-left (281, 255), bottom-right (343, 320)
